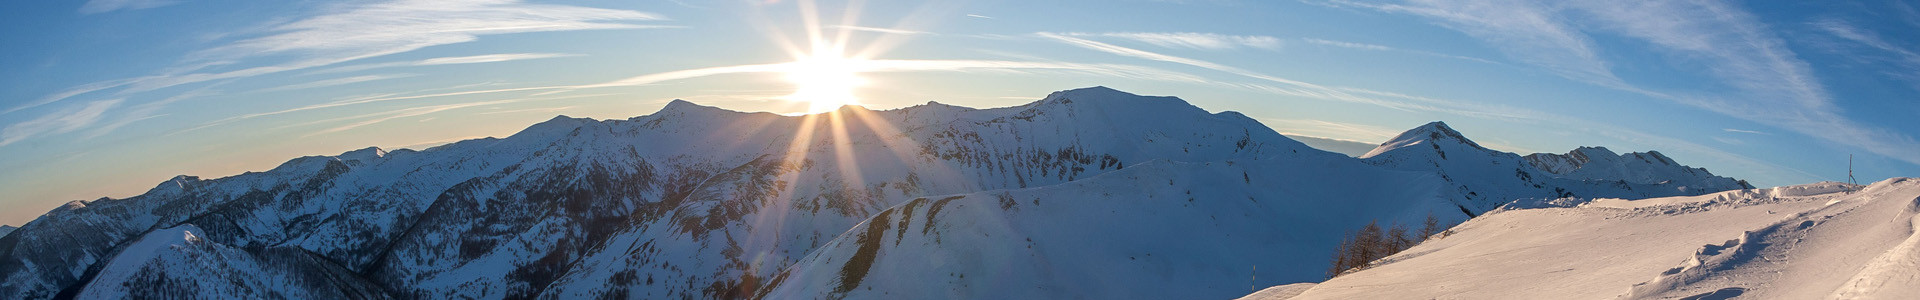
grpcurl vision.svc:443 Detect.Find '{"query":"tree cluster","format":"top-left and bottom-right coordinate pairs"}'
top-left (1327, 215), bottom-right (1444, 278)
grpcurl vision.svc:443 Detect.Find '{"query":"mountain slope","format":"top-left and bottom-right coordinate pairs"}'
top-left (75, 224), bottom-right (388, 299)
top-left (1275, 179), bottom-right (1918, 299)
top-left (758, 158), bottom-right (1464, 299)
top-left (530, 87), bottom-right (1332, 298)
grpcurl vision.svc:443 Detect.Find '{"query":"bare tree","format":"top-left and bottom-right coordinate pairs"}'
top-left (1329, 214), bottom-right (1449, 279)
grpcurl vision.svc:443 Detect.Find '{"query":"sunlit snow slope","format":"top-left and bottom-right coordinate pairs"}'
top-left (1265, 179), bottom-right (1920, 300)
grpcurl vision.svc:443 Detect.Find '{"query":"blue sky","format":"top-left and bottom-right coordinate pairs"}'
top-left (2, 0), bottom-right (1917, 226)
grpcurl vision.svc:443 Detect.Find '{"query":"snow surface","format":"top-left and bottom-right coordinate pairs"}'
top-left (1279, 179), bottom-right (1920, 299)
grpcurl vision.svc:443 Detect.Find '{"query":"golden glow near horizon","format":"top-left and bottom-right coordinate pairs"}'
top-left (780, 47), bottom-right (869, 114)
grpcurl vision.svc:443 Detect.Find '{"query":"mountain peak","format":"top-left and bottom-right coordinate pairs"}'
top-left (338, 146), bottom-right (384, 161)
top-left (1042, 86), bottom-right (1135, 103)
top-left (1362, 121), bottom-right (1488, 158)
top-left (657, 99), bottom-right (710, 114)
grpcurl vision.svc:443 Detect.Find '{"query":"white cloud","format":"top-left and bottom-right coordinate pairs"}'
top-left (83, 88), bottom-right (217, 139)
top-left (965, 14), bottom-right (993, 19)
top-left (479, 105), bottom-right (578, 115)
top-left (13, 0), bottom-right (667, 117)
top-left (828, 25), bottom-right (930, 35)
top-left (1, 100), bottom-right (122, 146)
top-left (256, 74), bottom-right (417, 93)
top-left (1724, 128), bottom-right (1767, 134)
top-left (5, 78), bottom-right (136, 115)
top-left (312, 53), bottom-right (579, 74)
top-left (1813, 19), bottom-right (1920, 88)
top-left (1301, 38), bottom-right (1501, 64)
top-left (306, 101), bottom-right (498, 136)
top-left (1321, 0), bottom-right (1626, 88)
top-left (79, 0), bottom-right (177, 14)
top-left (1077, 32), bottom-right (1281, 50)
top-left (1302, 38), bottom-right (1390, 51)
top-left (420, 53), bottom-right (578, 65)
top-left (1038, 32), bottom-right (1510, 118)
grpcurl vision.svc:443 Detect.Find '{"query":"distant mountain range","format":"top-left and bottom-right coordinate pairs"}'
top-left (0, 87), bottom-right (1751, 299)
top-left (1279, 134), bottom-right (1375, 157)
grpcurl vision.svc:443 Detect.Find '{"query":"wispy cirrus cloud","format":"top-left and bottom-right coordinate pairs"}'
top-left (10, 0), bottom-right (666, 117)
top-left (84, 87), bottom-right (218, 139)
top-left (255, 74), bottom-right (418, 93)
top-left (1070, 32), bottom-right (1281, 50)
top-left (1301, 38), bottom-right (1501, 64)
top-left (1724, 128), bottom-right (1767, 135)
top-left (1037, 31), bottom-right (1500, 117)
top-left (1323, 0), bottom-right (1920, 168)
top-left (5, 0), bottom-right (670, 148)
top-left (79, 0), bottom-right (177, 14)
top-left (304, 101), bottom-right (505, 136)
top-left (313, 53), bottom-right (581, 74)
top-left (1302, 38), bottom-right (1390, 51)
top-left (1813, 19), bottom-right (1920, 87)
top-left (1319, 0), bottom-right (1630, 89)
top-left (1, 99), bottom-right (122, 146)
top-left (827, 25), bottom-right (930, 35)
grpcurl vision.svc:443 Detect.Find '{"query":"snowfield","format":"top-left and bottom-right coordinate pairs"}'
top-left (1263, 179), bottom-right (1920, 299)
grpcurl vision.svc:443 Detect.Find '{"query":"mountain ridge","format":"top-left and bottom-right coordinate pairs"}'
top-left (0, 87), bottom-right (1754, 299)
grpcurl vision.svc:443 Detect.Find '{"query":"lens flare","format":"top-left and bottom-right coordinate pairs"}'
top-left (781, 48), bottom-right (868, 114)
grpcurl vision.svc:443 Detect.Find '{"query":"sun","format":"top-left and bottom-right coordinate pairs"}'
top-left (781, 48), bottom-right (869, 114)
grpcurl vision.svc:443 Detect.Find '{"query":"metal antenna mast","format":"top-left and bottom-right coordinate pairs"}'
top-left (1849, 155), bottom-right (1858, 186)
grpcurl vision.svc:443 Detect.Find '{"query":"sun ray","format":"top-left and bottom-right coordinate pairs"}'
top-left (826, 110), bottom-right (868, 195)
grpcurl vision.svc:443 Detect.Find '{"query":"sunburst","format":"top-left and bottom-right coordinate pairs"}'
top-left (780, 47), bottom-right (869, 114)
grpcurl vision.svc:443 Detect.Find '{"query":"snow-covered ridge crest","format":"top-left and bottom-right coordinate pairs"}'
top-left (1523, 146), bottom-right (1752, 189)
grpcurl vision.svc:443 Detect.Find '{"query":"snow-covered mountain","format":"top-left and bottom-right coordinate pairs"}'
top-left (1265, 178), bottom-right (1918, 299)
top-left (1524, 146), bottom-right (1750, 189)
top-left (1360, 121), bottom-right (1752, 214)
top-left (0, 87), bottom-right (1753, 299)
